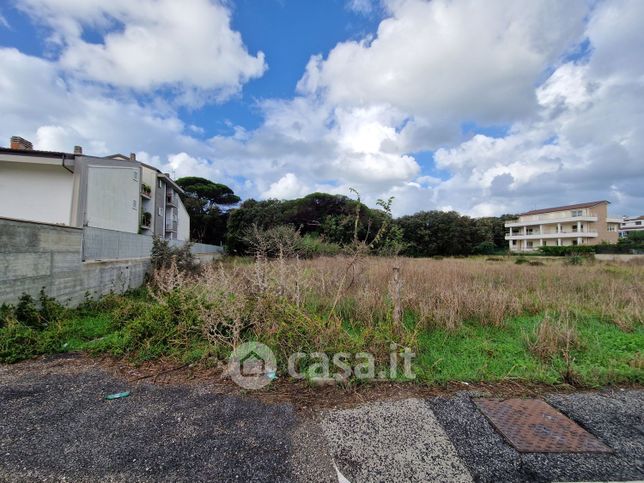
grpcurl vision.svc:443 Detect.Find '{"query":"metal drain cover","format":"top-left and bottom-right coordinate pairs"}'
top-left (475, 398), bottom-right (613, 453)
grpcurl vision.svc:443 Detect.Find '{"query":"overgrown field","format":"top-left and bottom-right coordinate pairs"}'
top-left (1, 256), bottom-right (642, 386)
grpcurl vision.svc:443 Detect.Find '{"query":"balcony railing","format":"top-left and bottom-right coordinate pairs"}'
top-left (505, 231), bottom-right (598, 240)
top-left (505, 216), bottom-right (597, 228)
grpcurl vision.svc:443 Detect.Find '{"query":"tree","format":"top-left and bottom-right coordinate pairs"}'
top-left (396, 211), bottom-right (484, 257)
top-left (175, 177), bottom-right (240, 244)
top-left (225, 192), bottom-right (389, 255)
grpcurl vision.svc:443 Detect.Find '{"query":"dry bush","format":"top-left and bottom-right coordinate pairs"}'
top-left (148, 259), bottom-right (191, 304)
top-left (525, 312), bottom-right (581, 362)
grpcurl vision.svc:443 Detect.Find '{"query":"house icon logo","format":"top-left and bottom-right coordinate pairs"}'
top-left (227, 342), bottom-right (277, 390)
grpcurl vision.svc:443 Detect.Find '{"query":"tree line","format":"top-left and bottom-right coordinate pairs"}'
top-left (176, 177), bottom-right (516, 257)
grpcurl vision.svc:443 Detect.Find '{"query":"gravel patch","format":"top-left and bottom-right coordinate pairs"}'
top-left (431, 390), bottom-right (644, 482)
top-left (321, 398), bottom-right (472, 482)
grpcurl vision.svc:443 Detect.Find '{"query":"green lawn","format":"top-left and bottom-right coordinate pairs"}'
top-left (416, 316), bottom-right (642, 386)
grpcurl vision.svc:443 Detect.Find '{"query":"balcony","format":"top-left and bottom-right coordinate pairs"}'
top-left (140, 211), bottom-right (152, 230)
top-left (165, 220), bottom-right (178, 233)
top-left (505, 216), bottom-right (597, 228)
top-left (140, 183), bottom-right (152, 200)
top-left (505, 231), bottom-right (598, 240)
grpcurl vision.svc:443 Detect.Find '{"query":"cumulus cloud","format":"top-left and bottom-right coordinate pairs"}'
top-left (0, 47), bottom-right (208, 166)
top-left (262, 173), bottom-right (310, 199)
top-left (15, 0), bottom-right (266, 103)
top-left (299, 0), bottom-right (587, 124)
top-left (427, 0), bottom-right (644, 215)
top-left (2, 0), bottom-right (643, 218)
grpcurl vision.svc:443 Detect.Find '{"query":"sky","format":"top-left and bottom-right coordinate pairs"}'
top-left (0, 0), bottom-right (642, 217)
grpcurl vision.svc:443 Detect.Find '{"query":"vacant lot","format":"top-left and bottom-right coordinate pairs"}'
top-left (1, 256), bottom-right (642, 386)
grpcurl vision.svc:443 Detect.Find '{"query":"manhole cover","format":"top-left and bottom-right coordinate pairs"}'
top-left (475, 398), bottom-right (613, 453)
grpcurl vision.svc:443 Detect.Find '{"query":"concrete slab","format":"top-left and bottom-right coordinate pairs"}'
top-left (321, 398), bottom-right (472, 482)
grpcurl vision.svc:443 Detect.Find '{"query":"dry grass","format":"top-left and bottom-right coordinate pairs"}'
top-left (286, 256), bottom-right (643, 331)
top-left (525, 313), bottom-right (581, 362)
top-left (153, 255), bottom-right (642, 332)
top-left (144, 255), bottom-right (642, 370)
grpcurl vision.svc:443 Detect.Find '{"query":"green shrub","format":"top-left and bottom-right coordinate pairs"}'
top-left (37, 289), bottom-right (66, 325)
top-left (564, 255), bottom-right (584, 266)
top-left (151, 236), bottom-right (199, 273)
top-left (515, 257), bottom-right (529, 265)
top-left (15, 294), bottom-right (42, 328)
top-left (298, 234), bottom-right (342, 258)
top-left (0, 323), bottom-right (40, 363)
top-left (0, 303), bottom-right (16, 329)
top-left (474, 241), bottom-right (497, 255)
top-left (528, 260), bottom-right (544, 266)
top-left (538, 245), bottom-right (595, 256)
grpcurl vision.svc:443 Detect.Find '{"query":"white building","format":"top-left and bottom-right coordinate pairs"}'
top-left (619, 215), bottom-right (644, 237)
top-left (0, 136), bottom-right (189, 240)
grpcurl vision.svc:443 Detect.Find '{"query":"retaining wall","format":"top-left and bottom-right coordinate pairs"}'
top-left (0, 217), bottom-right (222, 306)
top-left (594, 253), bottom-right (644, 262)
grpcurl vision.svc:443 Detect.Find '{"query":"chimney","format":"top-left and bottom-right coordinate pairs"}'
top-left (129, 152), bottom-right (136, 161)
top-left (10, 136), bottom-right (33, 151)
top-left (74, 145), bottom-right (83, 155)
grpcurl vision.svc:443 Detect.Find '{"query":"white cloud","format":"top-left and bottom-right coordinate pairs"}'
top-left (262, 173), bottom-right (310, 199)
top-left (16, 0), bottom-right (266, 103)
top-left (429, 0), bottom-right (644, 216)
top-left (0, 47), bottom-right (204, 159)
top-left (346, 0), bottom-right (378, 15)
top-left (299, 0), bottom-right (588, 124)
top-left (2, 0), bottom-right (644, 219)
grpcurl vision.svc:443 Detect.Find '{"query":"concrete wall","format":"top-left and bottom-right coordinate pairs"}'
top-left (0, 161), bottom-right (74, 225)
top-left (0, 218), bottom-right (223, 307)
top-left (595, 254), bottom-right (644, 262)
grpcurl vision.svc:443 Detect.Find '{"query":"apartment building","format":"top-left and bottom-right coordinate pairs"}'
top-left (0, 136), bottom-right (189, 240)
top-left (619, 215), bottom-right (644, 237)
top-left (505, 200), bottom-right (621, 252)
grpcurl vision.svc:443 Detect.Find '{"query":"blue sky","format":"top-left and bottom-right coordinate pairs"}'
top-left (0, 0), bottom-right (642, 217)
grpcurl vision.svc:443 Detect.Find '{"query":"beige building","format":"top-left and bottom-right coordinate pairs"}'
top-left (505, 200), bottom-right (621, 252)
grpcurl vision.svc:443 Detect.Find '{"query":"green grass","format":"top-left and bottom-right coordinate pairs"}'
top-left (416, 316), bottom-right (643, 386)
top-left (1, 292), bottom-right (641, 387)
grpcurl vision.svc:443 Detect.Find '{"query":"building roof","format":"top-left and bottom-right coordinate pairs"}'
top-left (0, 147), bottom-right (75, 159)
top-left (518, 200), bottom-right (609, 216)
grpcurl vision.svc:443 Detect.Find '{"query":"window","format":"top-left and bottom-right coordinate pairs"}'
top-left (636, 221), bottom-right (642, 226)
top-left (159, 179), bottom-right (163, 188)
top-left (608, 225), bottom-right (615, 232)
top-left (133, 170), bottom-right (138, 181)
top-left (571, 210), bottom-right (582, 217)
top-left (132, 200), bottom-right (137, 210)
top-left (158, 207), bottom-right (163, 216)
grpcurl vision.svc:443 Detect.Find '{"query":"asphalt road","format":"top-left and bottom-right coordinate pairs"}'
top-left (1, 355), bottom-right (642, 482)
